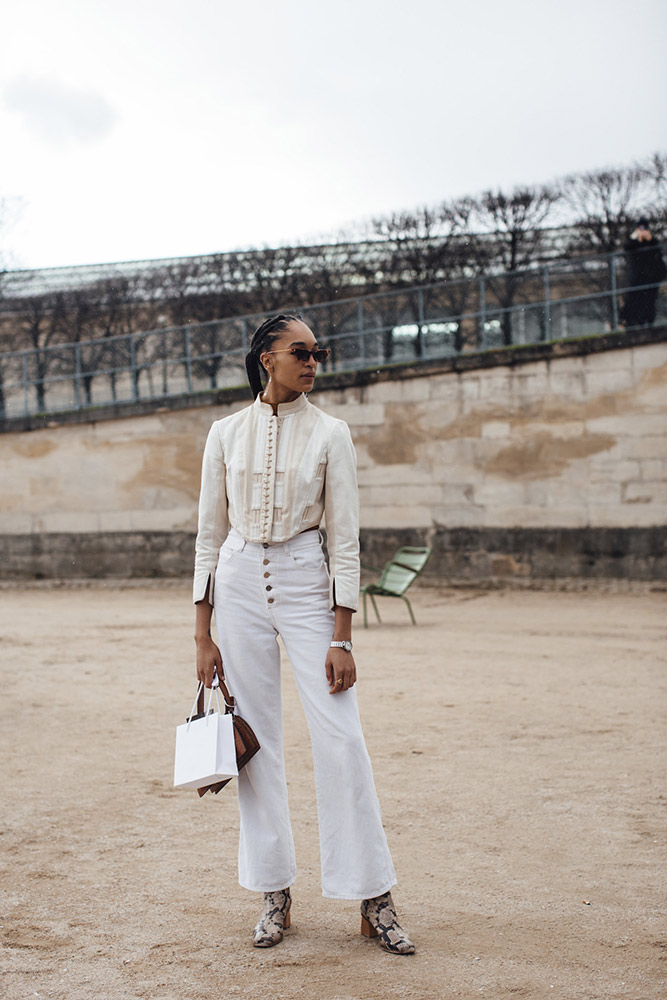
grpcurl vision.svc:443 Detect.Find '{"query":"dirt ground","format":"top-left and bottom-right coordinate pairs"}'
top-left (0, 583), bottom-right (665, 1000)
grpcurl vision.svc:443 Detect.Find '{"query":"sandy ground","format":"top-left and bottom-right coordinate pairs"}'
top-left (0, 583), bottom-right (666, 1000)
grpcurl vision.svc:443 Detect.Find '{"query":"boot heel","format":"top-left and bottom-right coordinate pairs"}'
top-left (361, 914), bottom-right (378, 938)
top-left (284, 911), bottom-right (291, 930)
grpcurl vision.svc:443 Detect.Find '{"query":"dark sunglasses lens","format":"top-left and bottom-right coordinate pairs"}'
top-left (292, 347), bottom-right (330, 362)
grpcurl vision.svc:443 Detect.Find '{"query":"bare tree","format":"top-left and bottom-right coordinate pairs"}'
top-left (78, 275), bottom-right (146, 401)
top-left (559, 155), bottom-right (665, 264)
top-left (363, 207), bottom-right (464, 356)
top-left (452, 185), bottom-right (561, 346)
top-left (19, 292), bottom-right (69, 411)
top-left (0, 197), bottom-right (25, 416)
top-left (637, 151), bottom-right (667, 236)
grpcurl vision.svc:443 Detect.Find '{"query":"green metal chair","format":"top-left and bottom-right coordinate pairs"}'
top-left (360, 546), bottom-right (431, 627)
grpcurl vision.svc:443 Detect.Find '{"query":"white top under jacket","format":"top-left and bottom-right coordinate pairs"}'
top-left (193, 393), bottom-right (360, 611)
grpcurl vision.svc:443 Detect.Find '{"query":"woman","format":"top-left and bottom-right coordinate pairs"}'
top-left (193, 313), bottom-right (414, 955)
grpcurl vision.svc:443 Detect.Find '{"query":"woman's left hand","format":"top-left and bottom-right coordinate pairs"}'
top-left (326, 647), bottom-right (357, 694)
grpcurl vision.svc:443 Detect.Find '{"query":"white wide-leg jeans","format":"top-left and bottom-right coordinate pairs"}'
top-left (213, 527), bottom-right (397, 900)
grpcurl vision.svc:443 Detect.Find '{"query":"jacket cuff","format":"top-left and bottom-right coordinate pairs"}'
top-left (329, 575), bottom-right (359, 613)
top-left (193, 570), bottom-right (214, 606)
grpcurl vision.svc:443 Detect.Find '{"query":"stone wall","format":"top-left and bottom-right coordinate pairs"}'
top-left (1, 329), bottom-right (666, 583)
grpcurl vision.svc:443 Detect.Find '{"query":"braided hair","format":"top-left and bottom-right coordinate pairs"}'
top-left (245, 313), bottom-right (303, 399)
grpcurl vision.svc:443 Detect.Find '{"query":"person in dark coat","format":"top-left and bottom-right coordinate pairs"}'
top-left (619, 219), bottom-right (667, 327)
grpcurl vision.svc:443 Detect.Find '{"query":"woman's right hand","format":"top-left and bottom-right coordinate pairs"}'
top-left (195, 635), bottom-right (223, 689)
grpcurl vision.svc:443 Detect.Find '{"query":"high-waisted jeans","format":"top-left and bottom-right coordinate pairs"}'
top-left (213, 527), bottom-right (397, 899)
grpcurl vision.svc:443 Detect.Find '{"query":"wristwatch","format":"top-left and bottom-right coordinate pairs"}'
top-left (330, 640), bottom-right (353, 652)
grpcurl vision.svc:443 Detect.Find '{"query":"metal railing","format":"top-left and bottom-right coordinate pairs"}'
top-left (0, 244), bottom-right (664, 421)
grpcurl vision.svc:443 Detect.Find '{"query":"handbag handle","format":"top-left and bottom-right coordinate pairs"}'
top-left (195, 670), bottom-right (236, 719)
top-left (188, 681), bottom-right (222, 730)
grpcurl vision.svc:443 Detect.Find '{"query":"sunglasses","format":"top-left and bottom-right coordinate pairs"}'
top-left (269, 347), bottom-right (330, 363)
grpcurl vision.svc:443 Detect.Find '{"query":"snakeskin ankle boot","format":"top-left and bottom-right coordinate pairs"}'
top-left (360, 892), bottom-right (415, 955)
top-left (252, 888), bottom-right (292, 947)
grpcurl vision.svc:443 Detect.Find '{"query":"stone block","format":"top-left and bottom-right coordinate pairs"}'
top-left (473, 480), bottom-right (527, 506)
top-left (587, 482), bottom-right (622, 505)
top-left (36, 511), bottom-right (100, 533)
top-left (589, 460), bottom-right (641, 483)
top-left (623, 481), bottom-right (667, 504)
top-left (635, 380), bottom-right (667, 411)
top-left (397, 378), bottom-right (433, 404)
top-left (479, 372), bottom-right (513, 398)
top-left (460, 377), bottom-right (482, 404)
top-left (545, 481), bottom-right (586, 506)
top-left (639, 459), bottom-right (666, 481)
top-left (428, 376), bottom-right (459, 404)
top-left (360, 484), bottom-right (442, 507)
top-left (435, 504), bottom-right (485, 527)
top-left (548, 371), bottom-right (587, 400)
top-left (129, 509), bottom-right (191, 531)
top-left (488, 505), bottom-right (588, 528)
top-left (471, 439), bottom-right (508, 466)
top-left (585, 370), bottom-right (636, 397)
top-left (367, 380), bottom-right (400, 404)
top-left (0, 512), bottom-right (33, 534)
top-left (547, 356), bottom-right (586, 376)
top-left (96, 415), bottom-right (165, 442)
top-left (514, 361), bottom-right (548, 380)
top-left (324, 403), bottom-right (386, 426)
top-left (353, 442), bottom-right (372, 469)
top-left (585, 415), bottom-right (666, 437)
top-left (481, 421), bottom-right (511, 439)
top-left (358, 463), bottom-right (435, 487)
top-left (513, 370), bottom-right (551, 397)
top-left (430, 446), bottom-right (481, 481)
top-left (556, 460), bottom-right (593, 486)
top-left (584, 349), bottom-right (633, 374)
top-left (631, 343), bottom-right (667, 370)
top-left (420, 401), bottom-right (461, 431)
top-left (359, 504), bottom-right (433, 529)
top-left (523, 482), bottom-right (549, 506)
top-left (587, 504), bottom-right (663, 528)
top-left (440, 483), bottom-right (476, 505)
top-left (98, 510), bottom-right (134, 532)
top-left (616, 436), bottom-right (666, 460)
top-left (525, 420), bottom-right (585, 440)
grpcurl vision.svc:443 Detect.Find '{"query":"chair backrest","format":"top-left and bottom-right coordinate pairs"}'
top-left (378, 546), bottom-right (431, 596)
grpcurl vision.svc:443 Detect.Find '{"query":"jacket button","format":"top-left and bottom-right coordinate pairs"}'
top-left (263, 543), bottom-right (269, 549)
top-left (266, 585), bottom-right (272, 591)
top-left (268, 597), bottom-right (274, 604)
top-left (263, 559), bottom-right (269, 565)
top-left (263, 572), bottom-right (270, 578)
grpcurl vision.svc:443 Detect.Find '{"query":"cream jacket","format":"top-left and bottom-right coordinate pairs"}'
top-left (193, 393), bottom-right (360, 611)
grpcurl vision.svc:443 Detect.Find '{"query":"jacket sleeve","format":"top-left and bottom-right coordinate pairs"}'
top-left (323, 420), bottom-right (360, 612)
top-left (193, 421), bottom-right (229, 605)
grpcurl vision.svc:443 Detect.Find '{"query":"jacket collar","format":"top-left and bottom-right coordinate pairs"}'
top-left (254, 393), bottom-right (309, 417)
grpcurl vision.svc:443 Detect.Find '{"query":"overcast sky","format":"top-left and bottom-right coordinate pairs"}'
top-left (1, 0), bottom-right (666, 271)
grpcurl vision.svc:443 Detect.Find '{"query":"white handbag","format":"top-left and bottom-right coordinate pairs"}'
top-left (174, 678), bottom-right (239, 790)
